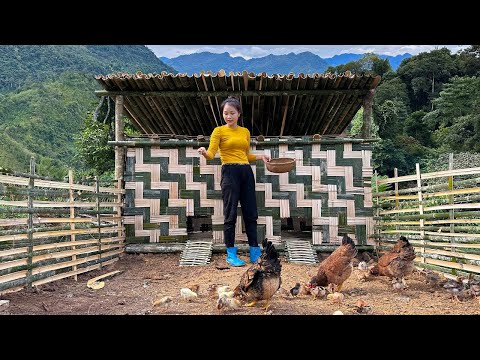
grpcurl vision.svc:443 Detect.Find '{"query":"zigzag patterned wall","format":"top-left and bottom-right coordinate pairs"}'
top-left (123, 140), bottom-right (374, 245)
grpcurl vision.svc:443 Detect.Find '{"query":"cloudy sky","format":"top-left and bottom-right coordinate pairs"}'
top-left (147, 45), bottom-right (468, 60)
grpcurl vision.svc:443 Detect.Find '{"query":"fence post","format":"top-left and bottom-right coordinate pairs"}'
top-left (394, 168), bottom-right (399, 232)
top-left (448, 153), bottom-right (457, 274)
top-left (95, 176), bottom-right (102, 268)
top-left (68, 170), bottom-right (77, 281)
top-left (374, 171), bottom-right (381, 252)
top-left (26, 156), bottom-right (35, 289)
top-left (415, 163), bottom-right (425, 263)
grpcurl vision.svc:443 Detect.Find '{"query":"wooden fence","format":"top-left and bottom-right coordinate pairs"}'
top-left (0, 161), bottom-right (125, 293)
top-left (373, 157), bottom-right (480, 279)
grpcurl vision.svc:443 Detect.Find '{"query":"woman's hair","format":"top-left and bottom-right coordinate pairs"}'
top-left (220, 97), bottom-right (242, 120)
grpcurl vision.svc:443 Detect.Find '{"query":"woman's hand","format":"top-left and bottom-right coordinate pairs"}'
top-left (198, 147), bottom-right (207, 156)
top-left (259, 154), bottom-right (271, 164)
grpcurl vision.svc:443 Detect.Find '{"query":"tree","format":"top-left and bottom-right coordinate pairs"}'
top-left (424, 76), bottom-right (480, 152)
top-left (397, 48), bottom-right (458, 111)
top-left (457, 45), bottom-right (480, 77)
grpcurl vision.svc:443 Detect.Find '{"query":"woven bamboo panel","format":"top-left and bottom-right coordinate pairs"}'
top-left (124, 141), bottom-right (373, 245)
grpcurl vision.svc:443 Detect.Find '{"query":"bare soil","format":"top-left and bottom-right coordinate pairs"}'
top-left (2, 252), bottom-right (479, 315)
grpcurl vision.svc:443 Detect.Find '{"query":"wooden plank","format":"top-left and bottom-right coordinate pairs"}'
top-left (0, 200), bottom-right (122, 208)
top-left (31, 249), bottom-right (123, 276)
top-left (0, 258), bottom-right (28, 271)
top-left (0, 247), bottom-right (29, 257)
top-left (0, 226), bottom-right (124, 243)
top-left (0, 270), bottom-right (28, 284)
top-left (425, 219), bottom-right (480, 225)
top-left (31, 257), bottom-right (119, 287)
top-left (422, 247), bottom-right (480, 262)
top-left (0, 217), bottom-right (118, 227)
top-left (0, 174), bottom-right (29, 186)
top-left (33, 243), bottom-right (123, 263)
top-left (422, 257), bottom-right (480, 274)
top-left (378, 167), bottom-right (480, 185)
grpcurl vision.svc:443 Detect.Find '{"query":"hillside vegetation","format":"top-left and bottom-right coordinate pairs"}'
top-left (0, 45), bottom-right (174, 177)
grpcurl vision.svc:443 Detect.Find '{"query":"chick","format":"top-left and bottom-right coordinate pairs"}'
top-left (310, 286), bottom-right (327, 299)
top-left (218, 290), bottom-right (235, 299)
top-left (326, 292), bottom-right (344, 304)
top-left (392, 278), bottom-right (407, 290)
top-left (216, 285), bottom-right (231, 296)
top-left (180, 288), bottom-right (198, 301)
top-left (290, 283), bottom-right (301, 297)
top-left (356, 261), bottom-right (372, 281)
top-left (217, 296), bottom-right (242, 311)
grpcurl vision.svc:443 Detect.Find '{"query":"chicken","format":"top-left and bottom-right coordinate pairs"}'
top-left (370, 236), bottom-right (415, 287)
top-left (233, 239), bottom-right (282, 311)
top-left (306, 234), bottom-right (357, 292)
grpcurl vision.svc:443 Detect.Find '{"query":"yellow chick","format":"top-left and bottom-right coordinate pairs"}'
top-left (326, 292), bottom-right (344, 304)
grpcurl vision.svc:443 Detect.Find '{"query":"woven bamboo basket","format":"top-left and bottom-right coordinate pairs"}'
top-left (266, 158), bottom-right (296, 173)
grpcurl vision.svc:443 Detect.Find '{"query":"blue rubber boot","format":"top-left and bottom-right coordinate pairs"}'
top-left (226, 247), bottom-right (246, 267)
top-left (250, 246), bottom-right (262, 263)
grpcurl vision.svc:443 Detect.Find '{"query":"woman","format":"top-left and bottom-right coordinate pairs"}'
top-left (198, 97), bottom-right (270, 266)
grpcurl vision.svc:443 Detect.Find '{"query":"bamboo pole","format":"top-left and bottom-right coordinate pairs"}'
top-left (95, 89), bottom-right (371, 97)
top-left (95, 176), bottom-right (102, 268)
top-left (394, 168), bottom-right (399, 232)
top-left (69, 170), bottom-right (77, 281)
top-left (26, 157), bottom-right (35, 289)
top-left (375, 171), bottom-right (381, 255)
top-left (115, 95), bottom-right (125, 183)
top-left (416, 163), bottom-right (425, 264)
top-left (448, 153), bottom-right (458, 274)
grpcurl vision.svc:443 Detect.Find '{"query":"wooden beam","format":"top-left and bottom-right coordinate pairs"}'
top-left (361, 89), bottom-right (375, 138)
top-left (95, 89), bottom-right (370, 97)
top-left (108, 137), bottom-right (379, 148)
top-left (115, 95), bottom-right (125, 182)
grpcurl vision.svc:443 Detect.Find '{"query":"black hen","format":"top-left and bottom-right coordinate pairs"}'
top-left (233, 239), bottom-right (282, 311)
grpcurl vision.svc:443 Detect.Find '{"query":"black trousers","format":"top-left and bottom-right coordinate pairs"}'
top-left (221, 164), bottom-right (258, 248)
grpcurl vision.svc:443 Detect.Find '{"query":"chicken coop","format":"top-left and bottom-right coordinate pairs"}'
top-left (95, 70), bottom-right (381, 252)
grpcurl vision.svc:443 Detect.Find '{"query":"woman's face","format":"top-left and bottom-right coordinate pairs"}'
top-left (223, 103), bottom-right (240, 128)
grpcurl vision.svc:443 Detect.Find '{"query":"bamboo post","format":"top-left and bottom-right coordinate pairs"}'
top-left (115, 96), bottom-right (125, 183)
top-left (68, 170), bottom-right (77, 281)
top-left (448, 153), bottom-right (457, 274)
top-left (116, 179), bottom-right (123, 248)
top-left (374, 171), bottom-right (381, 255)
top-left (115, 95), bottom-right (125, 246)
top-left (448, 154), bottom-right (455, 233)
top-left (26, 157), bottom-right (35, 288)
top-left (394, 168), bottom-right (399, 232)
top-left (95, 176), bottom-right (102, 268)
top-left (416, 163), bottom-right (425, 263)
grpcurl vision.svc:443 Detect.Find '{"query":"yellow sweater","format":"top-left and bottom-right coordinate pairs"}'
top-left (204, 125), bottom-right (257, 164)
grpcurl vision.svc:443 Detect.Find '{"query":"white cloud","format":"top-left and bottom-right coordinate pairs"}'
top-left (147, 45), bottom-right (469, 59)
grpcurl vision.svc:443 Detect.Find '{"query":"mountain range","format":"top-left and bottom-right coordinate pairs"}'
top-left (160, 51), bottom-right (412, 75)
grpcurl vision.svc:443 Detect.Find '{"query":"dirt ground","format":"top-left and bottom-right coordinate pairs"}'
top-left (2, 252), bottom-right (480, 315)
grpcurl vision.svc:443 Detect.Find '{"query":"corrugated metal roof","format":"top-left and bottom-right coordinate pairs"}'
top-left (95, 70), bottom-right (381, 136)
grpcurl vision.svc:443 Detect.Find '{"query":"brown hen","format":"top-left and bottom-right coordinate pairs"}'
top-left (307, 234), bottom-right (357, 292)
top-left (233, 239), bottom-right (281, 311)
top-left (370, 236), bottom-right (415, 287)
